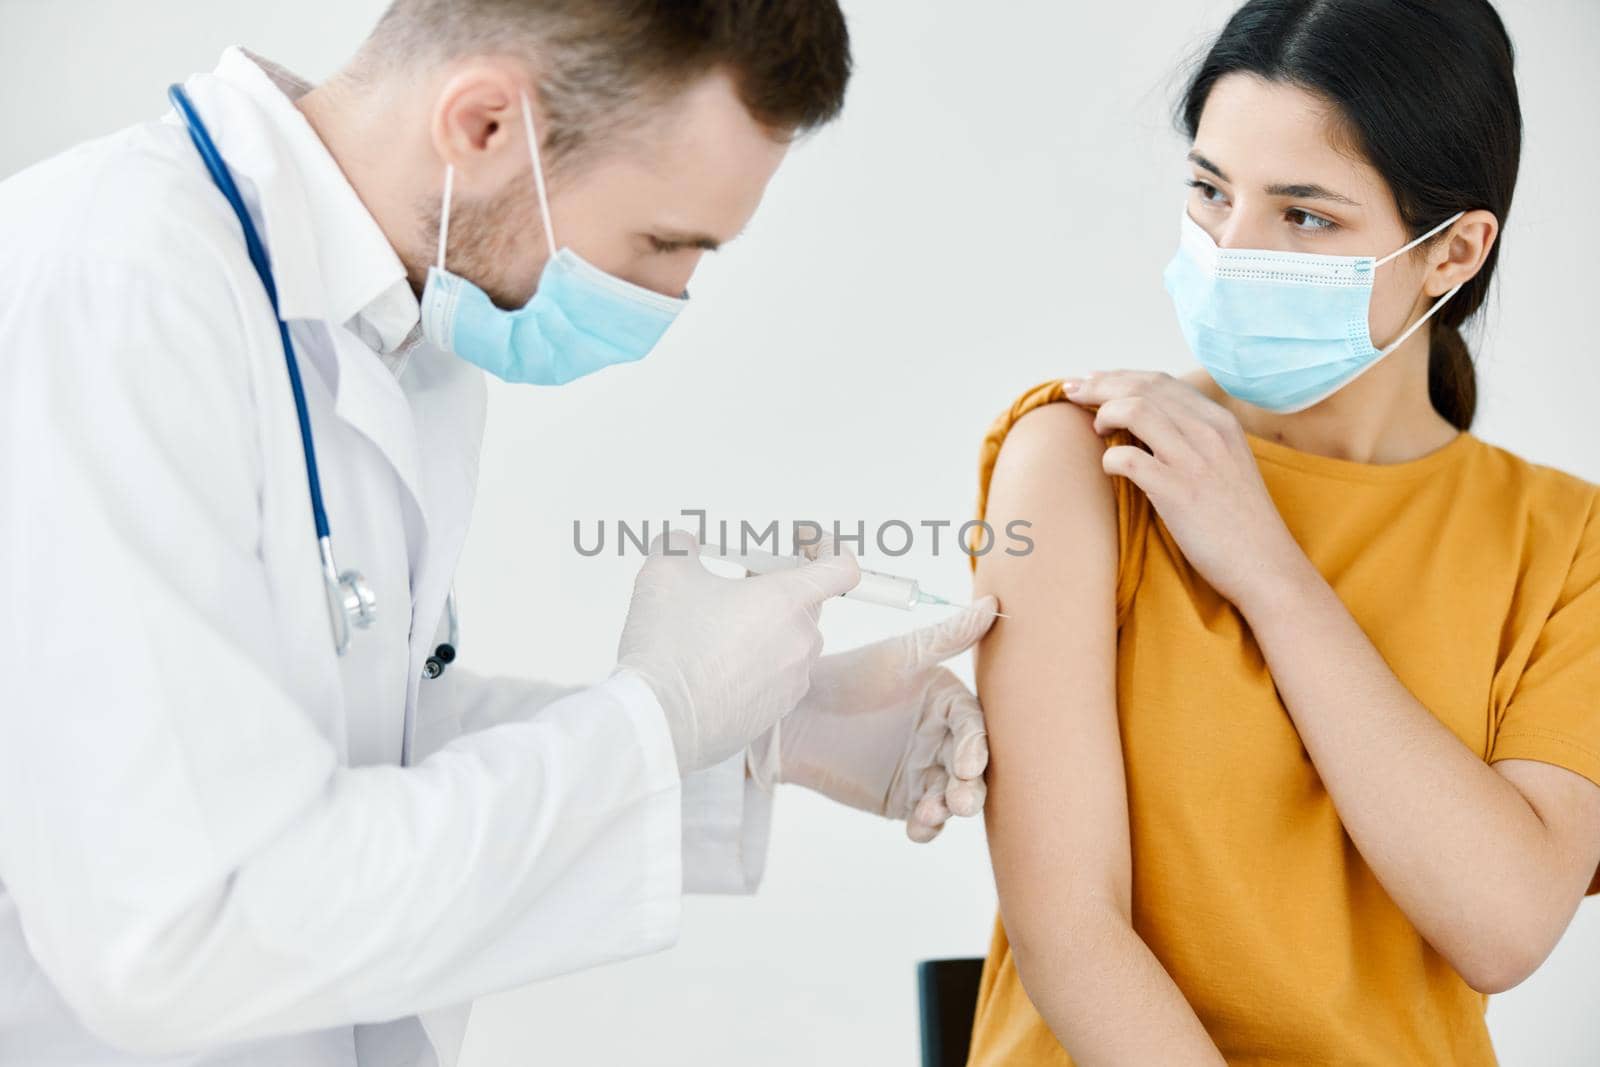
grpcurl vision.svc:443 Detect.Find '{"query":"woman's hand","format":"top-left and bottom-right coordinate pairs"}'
top-left (1060, 369), bottom-right (1309, 612)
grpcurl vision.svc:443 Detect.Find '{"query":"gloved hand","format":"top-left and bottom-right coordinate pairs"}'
top-left (769, 595), bottom-right (999, 842)
top-left (616, 529), bottom-right (861, 777)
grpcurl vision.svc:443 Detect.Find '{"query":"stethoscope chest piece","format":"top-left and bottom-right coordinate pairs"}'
top-left (320, 536), bottom-right (377, 656)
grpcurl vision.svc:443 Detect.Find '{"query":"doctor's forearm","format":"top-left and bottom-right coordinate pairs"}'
top-left (1238, 562), bottom-right (1575, 988)
top-left (444, 671), bottom-right (773, 897)
top-left (444, 669), bottom-right (588, 736)
top-left (38, 677), bottom-right (681, 1056)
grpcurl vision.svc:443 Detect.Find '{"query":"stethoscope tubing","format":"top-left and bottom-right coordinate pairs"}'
top-left (169, 84), bottom-right (460, 768)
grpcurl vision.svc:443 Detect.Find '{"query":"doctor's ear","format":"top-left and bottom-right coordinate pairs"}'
top-left (429, 62), bottom-right (542, 193)
top-left (1424, 209), bottom-right (1499, 299)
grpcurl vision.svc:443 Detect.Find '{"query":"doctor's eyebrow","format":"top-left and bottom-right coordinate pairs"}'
top-left (649, 230), bottom-right (724, 252)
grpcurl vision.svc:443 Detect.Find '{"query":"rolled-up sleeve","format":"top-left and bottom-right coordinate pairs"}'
top-left (1488, 488), bottom-right (1600, 893)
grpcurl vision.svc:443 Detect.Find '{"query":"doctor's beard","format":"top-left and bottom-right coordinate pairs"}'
top-left (416, 179), bottom-right (545, 311)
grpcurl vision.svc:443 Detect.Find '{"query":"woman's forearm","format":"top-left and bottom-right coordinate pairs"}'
top-left (1238, 558), bottom-right (1577, 989)
top-left (1007, 901), bottom-right (1224, 1066)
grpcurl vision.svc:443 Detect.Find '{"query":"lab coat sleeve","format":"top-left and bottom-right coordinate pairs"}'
top-left (421, 667), bottom-right (775, 894)
top-left (680, 748), bottom-right (775, 895)
top-left (0, 245), bottom-right (683, 1056)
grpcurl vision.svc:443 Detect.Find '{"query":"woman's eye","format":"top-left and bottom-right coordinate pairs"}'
top-left (1185, 178), bottom-right (1226, 205)
top-left (1286, 208), bottom-right (1337, 232)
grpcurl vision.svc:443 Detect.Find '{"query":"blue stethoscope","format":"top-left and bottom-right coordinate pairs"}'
top-left (169, 84), bottom-right (460, 683)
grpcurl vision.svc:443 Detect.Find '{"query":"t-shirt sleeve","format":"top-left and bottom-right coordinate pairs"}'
top-left (1487, 487), bottom-right (1600, 893)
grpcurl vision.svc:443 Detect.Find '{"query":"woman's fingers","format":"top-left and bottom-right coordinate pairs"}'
top-left (1063, 368), bottom-right (1165, 405)
top-left (1089, 394), bottom-right (1190, 457)
top-left (1067, 371), bottom-right (1191, 447)
top-left (1065, 370), bottom-right (1244, 481)
top-left (1068, 369), bottom-right (1240, 439)
top-left (1102, 443), bottom-right (1166, 495)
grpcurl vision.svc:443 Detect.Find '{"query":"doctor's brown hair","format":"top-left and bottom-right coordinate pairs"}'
top-left (359, 0), bottom-right (851, 168)
top-left (1179, 0), bottom-right (1522, 431)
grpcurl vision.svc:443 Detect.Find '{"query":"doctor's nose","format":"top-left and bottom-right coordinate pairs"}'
top-left (632, 255), bottom-right (702, 302)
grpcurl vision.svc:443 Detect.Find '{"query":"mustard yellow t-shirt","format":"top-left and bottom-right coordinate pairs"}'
top-left (966, 380), bottom-right (1600, 1066)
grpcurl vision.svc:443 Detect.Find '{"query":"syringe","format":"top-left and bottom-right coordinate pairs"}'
top-left (698, 542), bottom-right (996, 614)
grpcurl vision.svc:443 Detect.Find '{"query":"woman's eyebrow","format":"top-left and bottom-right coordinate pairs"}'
top-left (1265, 181), bottom-right (1362, 206)
top-left (1187, 150), bottom-right (1228, 180)
top-left (1188, 149), bottom-right (1361, 206)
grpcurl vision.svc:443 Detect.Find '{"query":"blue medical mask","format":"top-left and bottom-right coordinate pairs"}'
top-left (420, 92), bottom-right (687, 385)
top-left (1162, 208), bottom-right (1465, 413)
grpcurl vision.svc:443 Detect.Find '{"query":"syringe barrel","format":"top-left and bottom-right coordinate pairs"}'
top-left (698, 544), bottom-right (919, 610)
top-left (842, 568), bottom-right (918, 611)
top-left (702, 546), bottom-right (798, 576)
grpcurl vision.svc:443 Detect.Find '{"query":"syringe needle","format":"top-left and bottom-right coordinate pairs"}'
top-left (916, 590), bottom-right (1011, 619)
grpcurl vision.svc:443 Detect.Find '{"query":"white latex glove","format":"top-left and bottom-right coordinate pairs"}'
top-left (772, 595), bottom-right (999, 842)
top-left (617, 529), bottom-right (861, 776)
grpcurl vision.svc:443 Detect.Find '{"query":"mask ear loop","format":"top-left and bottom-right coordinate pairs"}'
top-left (1377, 279), bottom-right (1465, 355)
top-left (1373, 210), bottom-right (1468, 356)
top-left (435, 89), bottom-right (554, 272)
top-left (519, 90), bottom-right (559, 260)
top-left (394, 164), bottom-right (456, 380)
top-left (436, 164), bottom-right (455, 272)
top-left (1373, 210), bottom-right (1466, 269)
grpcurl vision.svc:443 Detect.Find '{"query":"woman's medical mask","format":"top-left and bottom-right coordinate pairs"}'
top-left (421, 92), bottom-right (687, 385)
top-left (1162, 208), bottom-right (1465, 413)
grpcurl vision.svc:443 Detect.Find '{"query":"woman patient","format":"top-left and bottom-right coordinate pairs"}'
top-left (966, 0), bottom-right (1600, 1063)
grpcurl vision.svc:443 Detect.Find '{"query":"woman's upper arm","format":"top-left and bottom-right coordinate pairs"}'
top-left (974, 401), bottom-right (1130, 941)
top-left (1492, 758), bottom-right (1600, 917)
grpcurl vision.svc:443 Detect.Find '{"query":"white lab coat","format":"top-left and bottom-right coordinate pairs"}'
top-left (0, 48), bottom-right (772, 1067)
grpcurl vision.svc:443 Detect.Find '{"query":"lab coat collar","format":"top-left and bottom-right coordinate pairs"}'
top-left (205, 47), bottom-right (420, 354)
top-left (178, 48), bottom-right (436, 533)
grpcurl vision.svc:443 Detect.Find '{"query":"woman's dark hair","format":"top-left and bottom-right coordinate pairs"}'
top-left (1179, 0), bottom-right (1522, 430)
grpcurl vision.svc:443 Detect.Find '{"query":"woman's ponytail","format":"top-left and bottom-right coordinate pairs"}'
top-left (1427, 322), bottom-right (1477, 432)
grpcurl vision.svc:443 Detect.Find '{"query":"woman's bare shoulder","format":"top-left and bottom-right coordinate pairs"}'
top-left (985, 400), bottom-right (1114, 520)
top-left (977, 398), bottom-right (1118, 598)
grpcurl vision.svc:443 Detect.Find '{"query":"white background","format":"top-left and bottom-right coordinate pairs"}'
top-left (3, 0), bottom-right (1596, 1063)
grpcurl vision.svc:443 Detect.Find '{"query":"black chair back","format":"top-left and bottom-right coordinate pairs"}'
top-left (916, 957), bottom-right (986, 1067)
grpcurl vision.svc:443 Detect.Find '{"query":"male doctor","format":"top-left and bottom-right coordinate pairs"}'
top-left (0, 2), bottom-right (998, 1065)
